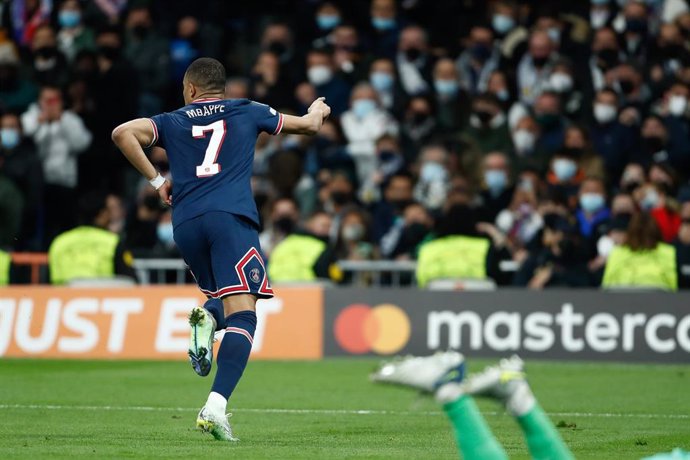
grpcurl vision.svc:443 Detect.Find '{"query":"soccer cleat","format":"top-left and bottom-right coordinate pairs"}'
top-left (460, 355), bottom-right (528, 405)
top-left (188, 306), bottom-right (217, 377)
top-left (196, 407), bottom-right (238, 442)
top-left (370, 351), bottom-right (465, 393)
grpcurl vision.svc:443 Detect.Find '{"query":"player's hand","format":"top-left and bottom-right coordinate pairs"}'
top-left (158, 180), bottom-right (172, 206)
top-left (308, 97), bottom-right (331, 121)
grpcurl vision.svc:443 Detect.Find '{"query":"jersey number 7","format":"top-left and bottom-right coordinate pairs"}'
top-left (193, 120), bottom-right (226, 177)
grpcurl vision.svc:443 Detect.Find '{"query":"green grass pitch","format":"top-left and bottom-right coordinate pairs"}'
top-left (0, 358), bottom-right (688, 459)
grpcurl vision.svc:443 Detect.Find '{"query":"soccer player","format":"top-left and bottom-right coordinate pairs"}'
top-left (371, 353), bottom-right (575, 460)
top-left (112, 57), bottom-right (331, 441)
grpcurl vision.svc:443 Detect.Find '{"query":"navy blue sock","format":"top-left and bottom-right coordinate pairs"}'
top-left (203, 298), bottom-right (225, 332)
top-left (211, 310), bottom-right (257, 399)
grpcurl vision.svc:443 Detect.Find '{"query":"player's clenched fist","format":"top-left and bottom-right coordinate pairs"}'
top-left (308, 97), bottom-right (331, 120)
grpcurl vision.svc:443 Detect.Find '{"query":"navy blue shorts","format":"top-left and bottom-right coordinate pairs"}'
top-left (174, 211), bottom-right (273, 299)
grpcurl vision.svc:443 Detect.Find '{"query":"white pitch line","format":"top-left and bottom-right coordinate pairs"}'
top-left (0, 404), bottom-right (688, 420)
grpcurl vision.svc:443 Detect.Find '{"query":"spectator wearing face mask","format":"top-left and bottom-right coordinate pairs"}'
top-left (0, 112), bottom-right (44, 250)
top-left (608, 63), bottom-right (650, 116)
top-left (546, 150), bottom-right (585, 208)
top-left (414, 144), bottom-right (450, 212)
top-left (456, 25), bottom-right (501, 95)
top-left (490, 0), bottom-right (529, 66)
top-left (395, 25), bottom-right (434, 96)
top-left (513, 213), bottom-right (591, 288)
top-left (169, 16), bottom-right (202, 87)
top-left (30, 24), bottom-right (70, 87)
top-left (388, 202), bottom-right (433, 260)
top-left (634, 182), bottom-right (681, 242)
top-left (590, 87), bottom-right (638, 182)
top-left (432, 58), bottom-right (471, 134)
top-left (602, 212), bottom-right (677, 291)
top-left (123, 6), bottom-right (170, 116)
top-left (478, 152), bottom-right (514, 223)
top-left (56, 0), bottom-right (95, 63)
top-left (587, 27), bottom-right (623, 95)
top-left (659, 82), bottom-right (690, 175)
top-left (517, 30), bottom-right (558, 106)
top-left (259, 198), bottom-right (300, 259)
top-left (486, 70), bottom-right (513, 108)
top-left (368, 58), bottom-right (404, 114)
top-left (618, 162), bottom-right (646, 194)
top-left (0, 43), bottom-right (38, 113)
top-left (311, 2), bottom-right (343, 41)
top-left (588, 211), bottom-right (631, 286)
top-left (341, 83), bottom-right (398, 183)
top-left (547, 60), bottom-right (585, 120)
top-left (632, 115), bottom-right (672, 168)
top-left (494, 180), bottom-right (543, 253)
top-left (463, 93), bottom-right (511, 154)
top-left (590, 0), bottom-right (615, 31)
top-left (400, 96), bottom-right (437, 162)
top-left (251, 50), bottom-right (296, 111)
top-left (673, 199), bottom-right (690, 288)
top-left (563, 124), bottom-right (605, 181)
top-left (358, 134), bottom-right (405, 204)
top-left (154, 211), bottom-right (180, 258)
top-left (335, 208), bottom-right (376, 264)
top-left (619, 1), bottom-right (651, 66)
top-left (306, 48), bottom-right (351, 117)
top-left (260, 22), bottom-right (302, 85)
top-left (510, 115), bottom-right (548, 173)
top-left (576, 177), bottom-right (611, 252)
top-left (532, 91), bottom-right (568, 155)
top-left (649, 23), bottom-right (689, 87)
top-left (368, 0), bottom-right (402, 59)
top-left (373, 172), bottom-right (415, 247)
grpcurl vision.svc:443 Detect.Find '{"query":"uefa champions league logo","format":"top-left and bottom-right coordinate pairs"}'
top-left (249, 268), bottom-right (261, 284)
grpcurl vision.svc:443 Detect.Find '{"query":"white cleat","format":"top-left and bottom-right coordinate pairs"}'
top-left (461, 355), bottom-right (525, 400)
top-left (196, 407), bottom-right (239, 442)
top-left (370, 351), bottom-right (465, 393)
top-left (188, 307), bottom-right (217, 377)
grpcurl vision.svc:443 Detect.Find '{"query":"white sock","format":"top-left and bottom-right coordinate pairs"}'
top-left (505, 381), bottom-right (536, 417)
top-left (435, 383), bottom-right (464, 405)
top-left (206, 391), bottom-right (227, 416)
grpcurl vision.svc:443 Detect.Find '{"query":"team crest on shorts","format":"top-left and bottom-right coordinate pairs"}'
top-left (249, 267), bottom-right (261, 284)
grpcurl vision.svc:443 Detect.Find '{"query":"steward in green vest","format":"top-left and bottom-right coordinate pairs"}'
top-left (49, 192), bottom-right (136, 285)
top-left (417, 204), bottom-right (504, 288)
top-left (602, 212), bottom-right (678, 291)
top-left (269, 211), bottom-right (340, 283)
top-left (0, 249), bottom-right (10, 285)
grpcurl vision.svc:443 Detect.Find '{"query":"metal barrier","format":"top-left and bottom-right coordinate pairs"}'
top-left (132, 258), bottom-right (188, 285)
top-left (336, 260), bottom-right (417, 286)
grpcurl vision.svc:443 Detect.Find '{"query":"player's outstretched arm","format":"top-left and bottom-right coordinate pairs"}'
top-left (112, 118), bottom-right (172, 205)
top-left (281, 97), bottom-right (331, 135)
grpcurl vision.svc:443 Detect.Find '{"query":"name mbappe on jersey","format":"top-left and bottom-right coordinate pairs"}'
top-left (149, 98), bottom-right (284, 229)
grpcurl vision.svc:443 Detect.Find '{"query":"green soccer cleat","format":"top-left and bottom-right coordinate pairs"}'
top-left (370, 351), bottom-right (465, 393)
top-left (188, 306), bottom-right (217, 377)
top-left (196, 407), bottom-right (239, 442)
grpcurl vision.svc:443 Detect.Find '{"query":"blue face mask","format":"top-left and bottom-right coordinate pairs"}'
top-left (316, 14), bottom-right (341, 30)
top-left (553, 159), bottom-right (578, 181)
top-left (352, 99), bottom-right (377, 119)
top-left (496, 89), bottom-right (510, 101)
top-left (591, 0), bottom-right (609, 4)
top-left (484, 170), bottom-right (507, 194)
top-left (579, 193), bottom-right (605, 213)
top-left (157, 222), bottom-right (175, 246)
top-left (372, 17), bottom-right (396, 31)
top-left (0, 128), bottom-right (20, 150)
top-left (434, 79), bottom-right (459, 97)
top-left (370, 71), bottom-right (394, 91)
top-left (59, 10), bottom-right (81, 28)
top-left (492, 14), bottom-right (515, 34)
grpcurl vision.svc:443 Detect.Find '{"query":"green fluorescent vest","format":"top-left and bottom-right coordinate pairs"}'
top-left (49, 226), bottom-right (119, 285)
top-left (602, 243), bottom-right (677, 291)
top-left (416, 235), bottom-right (490, 288)
top-left (269, 234), bottom-right (326, 282)
top-left (0, 250), bottom-right (10, 285)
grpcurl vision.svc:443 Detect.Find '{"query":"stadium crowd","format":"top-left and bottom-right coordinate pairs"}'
top-left (1, 0), bottom-right (690, 289)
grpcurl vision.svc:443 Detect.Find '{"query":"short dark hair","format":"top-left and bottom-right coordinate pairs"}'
top-left (78, 191), bottom-right (108, 225)
top-left (184, 58), bottom-right (226, 93)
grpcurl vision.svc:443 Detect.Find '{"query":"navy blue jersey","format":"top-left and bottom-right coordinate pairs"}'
top-left (150, 98), bottom-right (283, 228)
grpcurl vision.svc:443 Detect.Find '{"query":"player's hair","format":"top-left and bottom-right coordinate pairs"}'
top-left (184, 58), bottom-right (226, 93)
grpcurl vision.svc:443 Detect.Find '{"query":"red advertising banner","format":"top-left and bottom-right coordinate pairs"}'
top-left (0, 286), bottom-right (323, 360)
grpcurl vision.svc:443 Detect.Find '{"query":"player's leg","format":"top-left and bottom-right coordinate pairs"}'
top-left (197, 212), bottom-right (271, 441)
top-left (173, 216), bottom-right (219, 377)
top-left (462, 356), bottom-right (574, 460)
top-left (371, 353), bottom-right (508, 460)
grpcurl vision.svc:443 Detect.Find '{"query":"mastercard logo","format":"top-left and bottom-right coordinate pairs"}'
top-left (333, 304), bottom-right (411, 355)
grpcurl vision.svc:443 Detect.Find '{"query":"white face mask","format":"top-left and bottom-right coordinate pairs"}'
top-left (549, 72), bottom-right (574, 93)
top-left (512, 129), bottom-right (536, 153)
top-left (593, 103), bottom-right (617, 123)
top-left (590, 9), bottom-right (610, 29)
top-left (668, 95), bottom-right (688, 117)
top-left (307, 65), bottom-right (333, 86)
